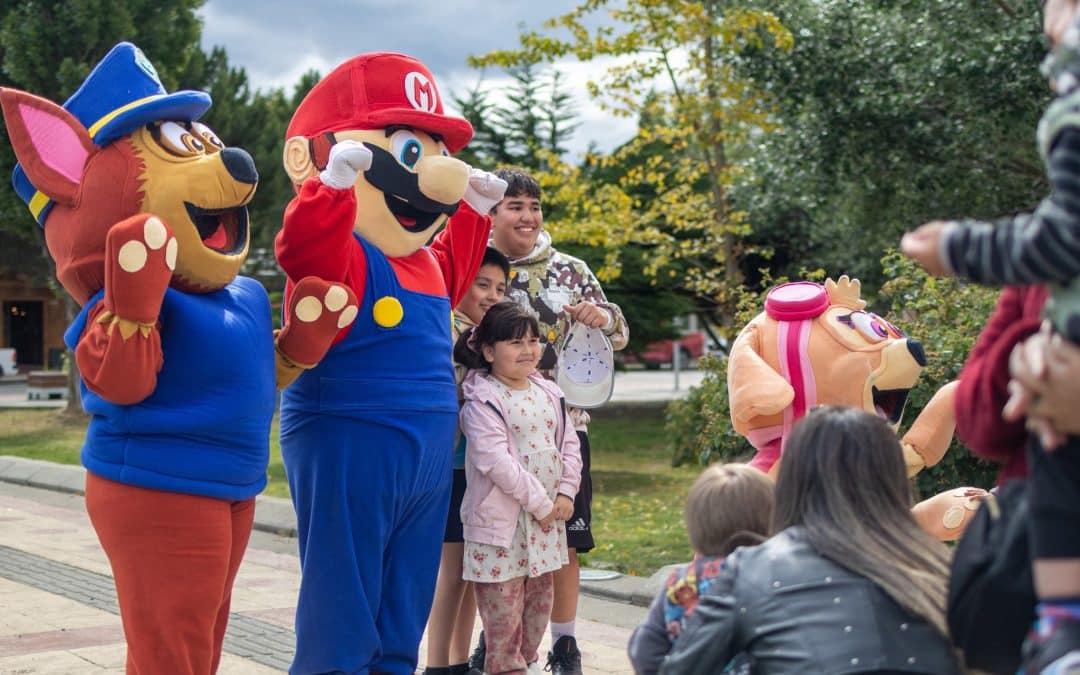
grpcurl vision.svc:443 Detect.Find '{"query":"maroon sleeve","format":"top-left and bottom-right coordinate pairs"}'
top-left (429, 201), bottom-right (492, 307)
top-left (954, 285), bottom-right (1048, 470)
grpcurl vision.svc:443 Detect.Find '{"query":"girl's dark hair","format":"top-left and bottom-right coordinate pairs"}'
top-left (771, 406), bottom-right (951, 637)
top-left (453, 301), bottom-right (540, 372)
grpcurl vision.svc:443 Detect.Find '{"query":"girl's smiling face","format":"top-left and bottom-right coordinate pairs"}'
top-left (457, 263), bottom-right (508, 325)
top-left (483, 329), bottom-right (542, 389)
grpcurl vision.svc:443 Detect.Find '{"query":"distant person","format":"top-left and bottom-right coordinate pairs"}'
top-left (455, 301), bottom-right (583, 675)
top-left (424, 247), bottom-right (510, 675)
top-left (660, 407), bottom-right (961, 675)
top-left (628, 463), bottom-right (773, 675)
top-left (488, 167), bottom-right (628, 675)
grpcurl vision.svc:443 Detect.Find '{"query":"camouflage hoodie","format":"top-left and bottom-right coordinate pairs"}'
top-left (501, 230), bottom-right (629, 430)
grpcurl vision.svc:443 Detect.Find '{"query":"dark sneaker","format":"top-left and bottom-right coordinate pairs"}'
top-left (1021, 618), bottom-right (1080, 674)
top-left (466, 631), bottom-right (485, 674)
top-left (544, 635), bottom-right (583, 675)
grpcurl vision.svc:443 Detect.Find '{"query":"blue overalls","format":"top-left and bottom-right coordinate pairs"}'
top-left (280, 236), bottom-right (458, 675)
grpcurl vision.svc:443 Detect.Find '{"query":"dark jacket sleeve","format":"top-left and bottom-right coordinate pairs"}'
top-left (659, 559), bottom-right (739, 675)
top-left (628, 592), bottom-right (673, 675)
top-left (954, 285), bottom-right (1047, 479)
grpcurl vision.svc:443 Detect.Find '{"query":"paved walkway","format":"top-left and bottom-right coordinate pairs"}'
top-left (0, 462), bottom-right (655, 673)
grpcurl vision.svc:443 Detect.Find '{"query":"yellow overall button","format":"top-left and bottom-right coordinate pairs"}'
top-left (373, 296), bottom-right (404, 328)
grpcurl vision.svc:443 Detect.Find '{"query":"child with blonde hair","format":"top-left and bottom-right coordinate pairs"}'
top-left (628, 463), bottom-right (774, 675)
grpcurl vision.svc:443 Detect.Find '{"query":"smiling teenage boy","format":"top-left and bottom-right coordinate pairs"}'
top-left (488, 168), bottom-right (628, 675)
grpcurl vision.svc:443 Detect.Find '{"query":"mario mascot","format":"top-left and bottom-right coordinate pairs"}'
top-left (0, 43), bottom-right (355, 673)
top-left (727, 277), bottom-right (985, 540)
top-left (275, 52), bottom-right (507, 674)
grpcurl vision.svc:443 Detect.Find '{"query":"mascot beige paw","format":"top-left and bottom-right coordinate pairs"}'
top-left (911, 487), bottom-right (987, 541)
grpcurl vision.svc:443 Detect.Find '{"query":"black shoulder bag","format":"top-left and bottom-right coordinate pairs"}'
top-left (946, 480), bottom-right (1037, 674)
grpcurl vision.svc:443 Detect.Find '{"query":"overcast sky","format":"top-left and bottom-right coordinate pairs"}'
top-left (197, 1), bottom-right (638, 158)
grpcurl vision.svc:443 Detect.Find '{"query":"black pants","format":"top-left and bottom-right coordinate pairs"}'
top-left (565, 431), bottom-right (594, 553)
top-left (1028, 435), bottom-right (1080, 559)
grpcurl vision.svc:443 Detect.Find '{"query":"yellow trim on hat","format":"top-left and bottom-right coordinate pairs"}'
top-left (29, 190), bottom-right (50, 219)
top-left (87, 94), bottom-right (163, 139)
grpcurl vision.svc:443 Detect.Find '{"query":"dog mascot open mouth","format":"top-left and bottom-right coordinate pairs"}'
top-left (872, 386), bottom-right (911, 425)
top-left (186, 202), bottom-right (248, 254)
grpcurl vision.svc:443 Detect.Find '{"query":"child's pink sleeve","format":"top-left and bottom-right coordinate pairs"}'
top-left (461, 400), bottom-right (554, 520)
top-left (557, 401), bottom-right (583, 499)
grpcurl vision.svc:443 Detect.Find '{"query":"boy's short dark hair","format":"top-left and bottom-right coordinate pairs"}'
top-left (481, 246), bottom-right (510, 281)
top-left (492, 167), bottom-right (541, 210)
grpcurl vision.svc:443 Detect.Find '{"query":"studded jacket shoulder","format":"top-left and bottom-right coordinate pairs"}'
top-left (660, 528), bottom-right (962, 675)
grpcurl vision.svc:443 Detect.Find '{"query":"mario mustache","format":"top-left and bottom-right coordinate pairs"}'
top-left (362, 143), bottom-right (460, 233)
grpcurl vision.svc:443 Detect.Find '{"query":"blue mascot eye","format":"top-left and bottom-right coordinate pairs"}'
top-left (400, 140), bottom-right (422, 168)
top-left (390, 130), bottom-right (426, 170)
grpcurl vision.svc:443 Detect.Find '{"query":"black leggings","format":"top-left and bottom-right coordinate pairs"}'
top-left (1028, 435), bottom-right (1080, 559)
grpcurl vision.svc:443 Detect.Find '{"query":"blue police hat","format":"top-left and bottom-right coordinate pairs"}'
top-left (12, 42), bottom-right (212, 226)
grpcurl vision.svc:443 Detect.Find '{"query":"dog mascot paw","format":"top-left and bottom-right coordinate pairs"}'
top-left (0, 42), bottom-right (353, 672)
top-left (727, 276), bottom-right (985, 540)
top-left (273, 51), bottom-right (506, 674)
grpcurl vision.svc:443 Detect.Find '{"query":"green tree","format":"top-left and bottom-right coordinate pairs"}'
top-left (470, 0), bottom-right (793, 310)
top-left (454, 64), bottom-right (581, 171)
top-left (731, 0), bottom-right (1047, 293)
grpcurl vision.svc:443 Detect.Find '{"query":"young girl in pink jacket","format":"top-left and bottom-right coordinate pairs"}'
top-left (454, 301), bottom-right (583, 675)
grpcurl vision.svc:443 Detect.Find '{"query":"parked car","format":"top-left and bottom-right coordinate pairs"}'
top-left (622, 333), bottom-right (728, 370)
top-left (0, 348), bottom-right (16, 376)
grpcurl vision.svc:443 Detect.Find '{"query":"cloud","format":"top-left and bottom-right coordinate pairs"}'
top-left (198, 0), bottom-right (638, 156)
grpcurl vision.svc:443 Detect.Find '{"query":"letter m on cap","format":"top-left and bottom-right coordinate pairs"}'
top-left (404, 72), bottom-right (438, 113)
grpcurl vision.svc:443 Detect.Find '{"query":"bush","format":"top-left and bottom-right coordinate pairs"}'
top-left (667, 252), bottom-right (1002, 492)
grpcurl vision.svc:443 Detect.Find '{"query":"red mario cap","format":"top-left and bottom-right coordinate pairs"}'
top-left (286, 52), bottom-right (474, 153)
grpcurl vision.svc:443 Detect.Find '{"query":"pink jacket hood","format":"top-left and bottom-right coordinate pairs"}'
top-left (458, 369), bottom-right (583, 548)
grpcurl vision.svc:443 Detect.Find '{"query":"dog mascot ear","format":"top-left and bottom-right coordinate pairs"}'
top-left (0, 90), bottom-right (93, 206)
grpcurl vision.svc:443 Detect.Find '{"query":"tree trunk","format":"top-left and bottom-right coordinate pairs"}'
top-left (62, 294), bottom-right (83, 418)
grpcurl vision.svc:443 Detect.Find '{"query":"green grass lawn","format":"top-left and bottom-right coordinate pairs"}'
top-left (0, 408), bottom-right (698, 576)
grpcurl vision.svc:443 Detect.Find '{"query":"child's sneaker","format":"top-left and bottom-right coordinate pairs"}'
top-left (544, 635), bottom-right (583, 675)
top-left (466, 631), bottom-right (485, 675)
top-left (1021, 617), bottom-right (1080, 674)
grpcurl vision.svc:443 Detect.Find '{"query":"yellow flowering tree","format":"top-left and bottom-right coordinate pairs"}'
top-left (470, 0), bottom-right (793, 307)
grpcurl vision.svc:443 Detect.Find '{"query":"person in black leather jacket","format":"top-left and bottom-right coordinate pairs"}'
top-left (660, 406), bottom-right (961, 675)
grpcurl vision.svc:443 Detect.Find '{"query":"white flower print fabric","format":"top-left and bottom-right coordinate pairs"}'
top-left (464, 378), bottom-right (568, 581)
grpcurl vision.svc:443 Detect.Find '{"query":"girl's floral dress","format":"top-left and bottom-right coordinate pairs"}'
top-left (464, 377), bottom-right (568, 581)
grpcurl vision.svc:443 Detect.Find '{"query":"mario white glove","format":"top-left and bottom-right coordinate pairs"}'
top-left (319, 140), bottom-right (373, 190)
top-left (463, 168), bottom-right (508, 214)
